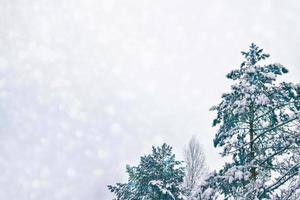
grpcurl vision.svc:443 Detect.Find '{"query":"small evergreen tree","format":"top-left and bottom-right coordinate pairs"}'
top-left (197, 44), bottom-right (300, 199)
top-left (108, 143), bottom-right (185, 200)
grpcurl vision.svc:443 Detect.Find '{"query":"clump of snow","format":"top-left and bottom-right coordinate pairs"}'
top-left (273, 63), bottom-right (285, 70)
top-left (149, 180), bottom-right (162, 186)
top-left (223, 167), bottom-right (249, 184)
top-left (256, 94), bottom-right (269, 105)
top-left (234, 170), bottom-right (244, 180)
top-left (149, 180), bottom-right (175, 199)
top-left (246, 66), bottom-right (256, 74)
top-left (265, 72), bottom-right (276, 80)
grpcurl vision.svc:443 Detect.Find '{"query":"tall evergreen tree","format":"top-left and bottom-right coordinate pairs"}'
top-left (197, 44), bottom-right (300, 199)
top-left (108, 143), bottom-right (185, 200)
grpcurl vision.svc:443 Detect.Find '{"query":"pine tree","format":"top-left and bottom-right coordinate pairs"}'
top-left (197, 44), bottom-right (300, 199)
top-left (108, 143), bottom-right (185, 200)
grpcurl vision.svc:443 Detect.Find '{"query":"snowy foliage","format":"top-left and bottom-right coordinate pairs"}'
top-left (197, 44), bottom-right (300, 199)
top-left (108, 144), bottom-right (185, 200)
top-left (183, 136), bottom-right (208, 199)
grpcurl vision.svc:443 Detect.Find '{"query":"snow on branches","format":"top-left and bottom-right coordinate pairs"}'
top-left (204, 43), bottom-right (300, 199)
top-left (108, 143), bottom-right (185, 200)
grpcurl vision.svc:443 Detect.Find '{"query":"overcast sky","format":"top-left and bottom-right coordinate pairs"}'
top-left (0, 0), bottom-right (299, 199)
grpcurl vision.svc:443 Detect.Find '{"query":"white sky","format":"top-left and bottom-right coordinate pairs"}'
top-left (0, 0), bottom-right (299, 199)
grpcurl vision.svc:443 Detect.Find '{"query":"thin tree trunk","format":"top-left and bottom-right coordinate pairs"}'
top-left (249, 104), bottom-right (257, 179)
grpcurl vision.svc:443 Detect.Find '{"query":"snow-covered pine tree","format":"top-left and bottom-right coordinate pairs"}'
top-left (108, 143), bottom-right (186, 200)
top-left (197, 44), bottom-right (300, 199)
